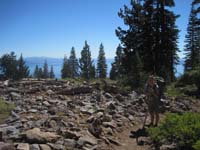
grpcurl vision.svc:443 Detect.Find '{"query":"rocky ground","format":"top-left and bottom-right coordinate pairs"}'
top-left (0, 79), bottom-right (199, 150)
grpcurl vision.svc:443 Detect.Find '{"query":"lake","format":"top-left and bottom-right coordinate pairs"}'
top-left (25, 57), bottom-right (184, 78)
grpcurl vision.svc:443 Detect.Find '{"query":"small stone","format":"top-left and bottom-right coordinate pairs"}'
top-left (16, 143), bottom-right (30, 150)
top-left (39, 144), bottom-right (51, 150)
top-left (43, 101), bottom-right (50, 107)
top-left (10, 92), bottom-right (21, 100)
top-left (64, 139), bottom-right (76, 148)
top-left (36, 96), bottom-right (43, 101)
top-left (104, 93), bottom-right (113, 99)
top-left (30, 144), bottom-right (40, 150)
top-left (29, 109), bottom-right (38, 113)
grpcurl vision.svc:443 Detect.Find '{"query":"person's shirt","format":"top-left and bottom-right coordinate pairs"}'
top-left (145, 83), bottom-right (159, 98)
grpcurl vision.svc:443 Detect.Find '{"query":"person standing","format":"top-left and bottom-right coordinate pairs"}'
top-left (145, 75), bottom-right (160, 127)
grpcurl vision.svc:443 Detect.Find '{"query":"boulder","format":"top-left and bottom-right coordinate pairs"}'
top-left (15, 143), bottom-right (30, 150)
top-left (30, 144), bottom-right (40, 150)
top-left (24, 128), bottom-right (60, 143)
top-left (64, 139), bottom-right (76, 148)
top-left (39, 144), bottom-right (51, 150)
top-left (0, 142), bottom-right (15, 150)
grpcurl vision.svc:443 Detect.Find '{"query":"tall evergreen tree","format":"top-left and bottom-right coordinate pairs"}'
top-left (110, 44), bottom-right (123, 80)
top-left (97, 43), bottom-right (107, 78)
top-left (43, 60), bottom-right (49, 79)
top-left (116, 0), bottom-right (179, 85)
top-left (0, 52), bottom-right (18, 80)
top-left (185, 1), bottom-right (200, 72)
top-left (33, 65), bottom-right (39, 78)
top-left (79, 41), bottom-right (93, 79)
top-left (68, 47), bottom-right (79, 78)
top-left (61, 55), bottom-right (70, 78)
top-left (38, 67), bottom-right (43, 79)
top-left (17, 54), bottom-right (29, 79)
top-left (90, 64), bottom-right (96, 79)
top-left (49, 65), bottom-right (55, 79)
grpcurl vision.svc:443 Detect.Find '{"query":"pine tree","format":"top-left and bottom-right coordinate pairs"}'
top-left (79, 41), bottom-right (93, 79)
top-left (90, 64), bottom-right (96, 79)
top-left (43, 60), bottom-right (49, 79)
top-left (68, 47), bottom-right (79, 78)
top-left (49, 65), bottom-right (55, 79)
top-left (116, 0), bottom-right (179, 85)
top-left (17, 54), bottom-right (29, 79)
top-left (97, 43), bottom-right (107, 78)
top-left (61, 55), bottom-right (70, 78)
top-left (0, 52), bottom-right (18, 80)
top-left (185, 1), bottom-right (200, 72)
top-left (110, 44), bottom-right (123, 80)
top-left (33, 65), bottom-right (39, 78)
top-left (38, 67), bottom-right (43, 79)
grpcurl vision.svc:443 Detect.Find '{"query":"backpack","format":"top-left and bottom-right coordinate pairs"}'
top-left (154, 76), bottom-right (165, 99)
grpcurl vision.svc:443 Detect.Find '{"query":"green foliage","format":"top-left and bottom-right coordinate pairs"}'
top-left (176, 67), bottom-right (200, 97)
top-left (184, 2), bottom-right (200, 72)
top-left (97, 43), bottom-right (107, 78)
top-left (90, 64), bottom-right (96, 79)
top-left (110, 44), bottom-right (123, 80)
top-left (193, 140), bottom-right (200, 150)
top-left (49, 65), bottom-right (55, 79)
top-left (116, 0), bottom-right (179, 83)
top-left (0, 52), bottom-right (30, 80)
top-left (61, 55), bottom-right (71, 78)
top-left (43, 60), bottom-right (49, 78)
top-left (17, 54), bottom-right (30, 79)
top-left (33, 65), bottom-right (44, 79)
top-left (0, 52), bottom-right (18, 79)
top-left (148, 112), bottom-right (200, 149)
top-left (0, 98), bottom-right (15, 123)
top-left (166, 83), bottom-right (185, 97)
top-left (79, 41), bottom-right (94, 79)
top-left (68, 47), bottom-right (79, 78)
top-left (0, 98), bottom-right (15, 113)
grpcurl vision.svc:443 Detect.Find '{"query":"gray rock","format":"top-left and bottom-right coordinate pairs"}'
top-left (39, 144), bottom-right (51, 150)
top-left (64, 139), bottom-right (76, 148)
top-left (46, 90), bottom-right (54, 95)
top-left (104, 93), bottom-right (113, 99)
top-left (24, 128), bottom-right (60, 143)
top-left (160, 143), bottom-right (177, 150)
top-left (30, 144), bottom-right (40, 150)
top-left (0, 126), bottom-right (18, 135)
top-left (78, 136), bottom-right (97, 146)
top-left (46, 143), bottom-right (64, 150)
top-left (36, 96), bottom-right (43, 101)
top-left (0, 142), bottom-right (15, 150)
top-left (10, 92), bottom-right (21, 100)
top-left (29, 109), bottom-right (38, 113)
top-left (62, 130), bottom-right (81, 140)
top-left (43, 101), bottom-right (50, 107)
top-left (15, 143), bottom-right (30, 150)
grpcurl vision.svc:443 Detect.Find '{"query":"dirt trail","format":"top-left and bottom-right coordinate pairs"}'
top-left (100, 122), bottom-right (151, 150)
top-left (111, 126), bottom-right (150, 150)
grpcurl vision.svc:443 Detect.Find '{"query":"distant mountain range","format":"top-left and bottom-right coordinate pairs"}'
top-left (25, 57), bottom-right (184, 78)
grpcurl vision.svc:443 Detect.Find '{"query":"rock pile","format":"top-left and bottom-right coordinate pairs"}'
top-left (0, 79), bottom-right (195, 150)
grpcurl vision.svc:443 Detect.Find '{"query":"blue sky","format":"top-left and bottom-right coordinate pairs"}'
top-left (0, 0), bottom-right (192, 59)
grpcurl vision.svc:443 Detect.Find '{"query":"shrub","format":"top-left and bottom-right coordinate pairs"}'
top-left (178, 67), bottom-right (200, 91)
top-left (193, 140), bottom-right (200, 150)
top-left (148, 112), bottom-right (200, 150)
top-left (0, 98), bottom-right (15, 113)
